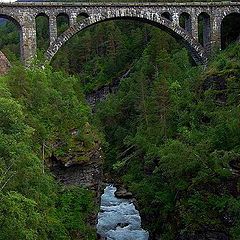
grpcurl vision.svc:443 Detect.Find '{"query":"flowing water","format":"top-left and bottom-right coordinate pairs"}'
top-left (97, 185), bottom-right (149, 240)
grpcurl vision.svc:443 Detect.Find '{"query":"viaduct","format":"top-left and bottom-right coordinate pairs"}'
top-left (0, 1), bottom-right (239, 65)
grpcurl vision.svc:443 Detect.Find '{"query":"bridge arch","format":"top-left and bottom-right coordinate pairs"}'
top-left (179, 12), bottom-right (192, 34)
top-left (77, 12), bottom-right (89, 22)
top-left (221, 12), bottom-right (240, 50)
top-left (56, 12), bottom-right (70, 36)
top-left (161, 12), bottom-right (172, 21)
top-left (198, 12), bottom-right (211, 48)
top-left (35, 13), bottom-right (50, 50)
top-left (46, 13), bottom-right (208, 65)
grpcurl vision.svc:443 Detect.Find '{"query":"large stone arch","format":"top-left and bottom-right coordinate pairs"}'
top-left (46, 12), bottom-right (208, 65)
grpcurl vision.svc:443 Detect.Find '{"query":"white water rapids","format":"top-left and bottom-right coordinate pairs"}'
top-left (97, 185), bottom-right (149, 240)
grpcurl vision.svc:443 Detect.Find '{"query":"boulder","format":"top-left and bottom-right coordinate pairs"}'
top-left (114, 187), bottom-right (133, 199)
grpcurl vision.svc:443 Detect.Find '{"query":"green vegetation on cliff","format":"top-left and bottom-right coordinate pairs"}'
top-left (0, 65), bottom-right (97, 239)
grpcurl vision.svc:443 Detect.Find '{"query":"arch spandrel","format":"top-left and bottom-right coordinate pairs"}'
top-left (46, 12), bottom-right (208, 65)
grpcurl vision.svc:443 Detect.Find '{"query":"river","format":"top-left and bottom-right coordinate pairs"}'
top-left (97, 185), bottom-right (149, 240)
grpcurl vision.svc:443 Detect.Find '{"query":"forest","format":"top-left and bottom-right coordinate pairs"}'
top-left (0, 1), bottom-right (240, 240)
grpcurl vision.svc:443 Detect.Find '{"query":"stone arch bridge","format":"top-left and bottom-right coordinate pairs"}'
top-left (0, 1), bottom-right (239, 65)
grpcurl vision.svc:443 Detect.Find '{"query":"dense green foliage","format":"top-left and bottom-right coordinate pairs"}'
top-left (57, 187), bottom-right (96, 239)
top-left (94, 37), bottom-right (240, 239)
top-left (6, 65), bottom-right (99, 157)
top-left (52, 20), bottom-right (155, 93)
top-left (0, 21), bottom-right (19, 61)
top-left (0, 66), bottom-right (97, 239)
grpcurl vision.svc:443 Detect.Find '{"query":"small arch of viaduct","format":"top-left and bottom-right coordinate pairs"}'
top-left (0, 2), bottom-right (239, 65)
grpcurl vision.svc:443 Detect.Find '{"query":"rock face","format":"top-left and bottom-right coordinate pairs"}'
top-left (49, 127), bottom-right (103, 232)
top-left (50, 150), bottom-right (103, 231)
top-left (86, 67), bottom-right (132, 109)
top-left (86, 85), bottom-right (117, 108)
top-left (50, 150), bottom-right (103, 203)
top-left (0, 51), bottom-right (11, 75)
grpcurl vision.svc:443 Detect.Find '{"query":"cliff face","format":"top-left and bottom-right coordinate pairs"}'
top-left (48, 125), bottom-right (103, 198)
top-left (50, 149), bottom-right (103, 202)
top-left (0, 51), bottom-right (11, 75)
top-left (49, 147), bottom-right (103, 229)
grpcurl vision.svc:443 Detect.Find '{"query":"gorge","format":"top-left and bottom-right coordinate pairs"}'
top-left (0, 1), bottom-right (240, 240)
